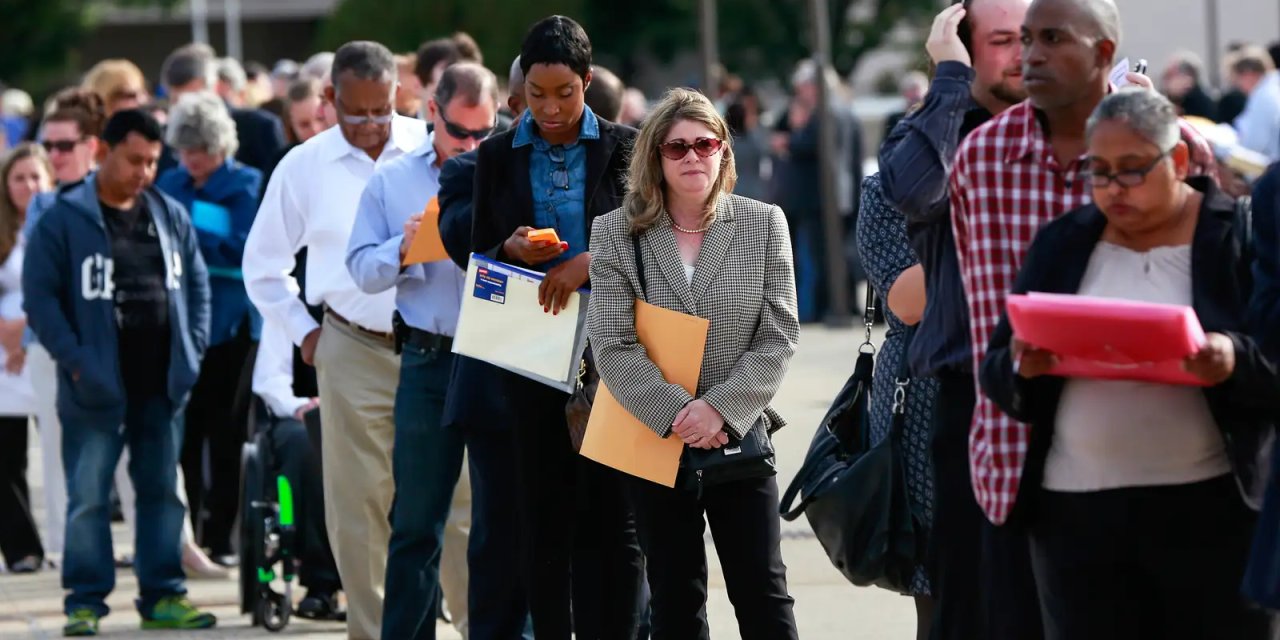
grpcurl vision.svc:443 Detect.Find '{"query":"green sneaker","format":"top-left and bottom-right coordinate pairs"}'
top-left (139, 595), bottom-right (217, 630)
top-left (63, 609), bottom-right (99, 636)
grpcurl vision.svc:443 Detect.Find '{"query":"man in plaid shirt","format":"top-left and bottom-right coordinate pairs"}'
top-left (951, 0), bottom-right (1217, 529)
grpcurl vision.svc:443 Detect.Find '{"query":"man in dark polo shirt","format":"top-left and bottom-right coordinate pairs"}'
top-left (23, 109), bottom-right (213, 636)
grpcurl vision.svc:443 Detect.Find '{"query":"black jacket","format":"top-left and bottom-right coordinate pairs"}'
top-left (230, 107), bottom-right (287, 176)
top-left (980, 178), bottom-right (1279, 514)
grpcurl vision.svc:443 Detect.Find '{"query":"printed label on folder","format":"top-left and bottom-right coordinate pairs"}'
top-left (473, 267), bottom-right (508, 304)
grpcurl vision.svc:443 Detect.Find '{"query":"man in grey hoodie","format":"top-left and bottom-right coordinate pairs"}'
top-left (22, 109), bottom-right (214, 637)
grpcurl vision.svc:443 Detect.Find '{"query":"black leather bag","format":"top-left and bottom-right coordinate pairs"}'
top-left (777, 289), bottom-right (923, 594)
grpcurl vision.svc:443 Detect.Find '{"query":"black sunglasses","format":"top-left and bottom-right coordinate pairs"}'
top-left (439, 112), bottom-right (495, 141)
top-left (657, 137), bottom-right (723, 161)
top-left (42, 138), bottom-right (85, 153)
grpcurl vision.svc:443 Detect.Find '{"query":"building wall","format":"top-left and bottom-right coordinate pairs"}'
top-left (1117, 0), bottom-right (1280, 91)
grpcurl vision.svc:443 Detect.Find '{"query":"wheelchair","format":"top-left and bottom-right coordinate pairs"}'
top-left (238, 401), bottom-right (304, 632)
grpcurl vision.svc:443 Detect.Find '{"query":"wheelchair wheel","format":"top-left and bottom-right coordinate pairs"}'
top-left (259, 593), bottom-right (290, 632)
top-left (239, 441), bottom-right (266, 624)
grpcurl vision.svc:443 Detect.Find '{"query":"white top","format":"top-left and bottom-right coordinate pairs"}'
top-left (0, 239), bottom-right (34, 416)
top-left (682, 262), bottom-right (695, 284)
top-left (1045, 242), bottom-right (1231, 492)
top-left (243, 115), bottom-right (429, 345)
top-left (252, 318), bottom-right (310, 419)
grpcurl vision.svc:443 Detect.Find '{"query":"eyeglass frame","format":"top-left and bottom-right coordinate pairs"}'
top-left (438, 111), bottom-right (496, 141)
top-left (333, 94), bottom-right (395, 126)
top-left (657, 137), bottom-right (724, 161)
top-left (1088, 145), bottom-right (1176, 189)
top-left (548, 145), bottom-right (569, 191)
top-left (41, 137), bottom-right (90, 154)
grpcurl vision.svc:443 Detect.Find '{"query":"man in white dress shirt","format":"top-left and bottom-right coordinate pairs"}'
top-left (242, 41), bottom-right (427, 640)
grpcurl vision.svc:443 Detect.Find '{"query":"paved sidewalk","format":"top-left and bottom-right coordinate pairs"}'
top-left (0, 325), bottom-right (918, 639)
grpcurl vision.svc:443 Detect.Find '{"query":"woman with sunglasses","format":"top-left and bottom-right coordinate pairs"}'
top-left (980, 89), bottom-right (1276, 639)
top-left (0, 143), bottom-right (52, 574)
top-left (586, 87), bottom-right (801, 638)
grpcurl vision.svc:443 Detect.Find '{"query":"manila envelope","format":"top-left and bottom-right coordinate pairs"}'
top-left (401, 197), bottom-right (449, 266)
top-left (580, 300), bottom-right (708, 487)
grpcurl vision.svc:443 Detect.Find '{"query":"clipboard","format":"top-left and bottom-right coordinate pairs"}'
top-left (401, 197), bottom-right (449, 266)
top-left (579, 300), bottom-right (709, 487)
top-left (452, 253), bottom-right (590, 392)
top-left (1006, 291), bottom-right (1209, 386)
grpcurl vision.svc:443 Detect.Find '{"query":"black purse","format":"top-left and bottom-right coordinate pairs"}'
top-left (777, 287), bottom-right (924, 594)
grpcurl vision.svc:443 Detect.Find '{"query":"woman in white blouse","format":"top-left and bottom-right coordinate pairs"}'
top-left (981, 89), bottom-right (1277, 639)
top-left (0, 143), bottom-right (52, 573)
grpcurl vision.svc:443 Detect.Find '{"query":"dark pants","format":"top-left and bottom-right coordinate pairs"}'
top-left (1032, 475), bottom-right (1271, 640)
top-left (628, 474), bottom-right (797, 640)
top-left (62, 394), bottom-right (185, 617)
top-left (510, 377), bottom-right (644, 640)
top-left (266, 416), bottom-right (340, 592)
top-left (182, 326), bottom-right (255, 555)
top-left (0, 416), bottom-right (44, 567)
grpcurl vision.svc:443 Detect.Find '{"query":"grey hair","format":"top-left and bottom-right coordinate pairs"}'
top-left (165, 91), bottom-right (240, 157)
top-left (161, 45), bottom-right (218, 91)
top-left (1168, 50), bottom-right (1206, 82)
top-left (302, 52), bottom-right (335, 82)
top-left (331, 41), bottom-right (397, 90)
top-left (217, 57), bottom-right (247, 92)
top-left (790, 59), bottom-right (841, 91)
top-left (434, 62), bottom-right (499, 110)
top-left (1085, 87), bottom-right (1179, 151)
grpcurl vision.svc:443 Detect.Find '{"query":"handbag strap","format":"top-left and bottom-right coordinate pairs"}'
top-left (632, 233), bottom-right (647, 302)
top-left (889, 325), bottom-right (917, 439)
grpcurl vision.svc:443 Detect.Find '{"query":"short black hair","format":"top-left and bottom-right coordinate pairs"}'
top-left (584, 64), bottom-right (623, 121)
top-left (415, 38), bottom-right (459, 86)
top-left (101, 109), bottom-right (164, 147)
top-left (1269, 41), bottom-right (1280, 69)
top-left (519, 16), bottom-right (592, 80)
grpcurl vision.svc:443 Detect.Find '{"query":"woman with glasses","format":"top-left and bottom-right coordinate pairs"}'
top-left (156, 91), bottom-right (263, 568)
top-left (980, 89), bottom-right (1276, 639)
top-left (586, 87), bottom-right (800, 638)
top-left (0, 143), bottom-right (52, 574)
top-left (469, 15), bottom-right (645, 638)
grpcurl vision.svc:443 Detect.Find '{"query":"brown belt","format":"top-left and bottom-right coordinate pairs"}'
top-left (324, 306), bottom-right (395, 345)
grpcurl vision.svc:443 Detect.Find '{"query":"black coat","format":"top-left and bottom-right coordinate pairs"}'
top-left (230, 107), bottom-right (287, 176)
top-left (980, 178), bottom-right (1279, 517)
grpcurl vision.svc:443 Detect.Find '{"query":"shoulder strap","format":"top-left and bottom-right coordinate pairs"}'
top-left (632, 233), bottom-right (647, 301)
top-left (1236, 195), bottom-right (1254, 262)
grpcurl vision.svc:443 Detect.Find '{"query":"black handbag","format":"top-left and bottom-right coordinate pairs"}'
top-left (777, 287), bottom-right (924, 594)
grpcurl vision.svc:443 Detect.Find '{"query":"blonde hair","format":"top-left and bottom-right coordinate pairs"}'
top-left (82, 59), bottom-right (147, 107)
top-left (624, 88), bottom-right (736, 233)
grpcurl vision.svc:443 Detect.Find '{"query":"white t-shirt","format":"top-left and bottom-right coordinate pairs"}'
top-left (0, 239), bottom-right (34, 417)
top-left (1045, 242), bottom-right (1231, 492)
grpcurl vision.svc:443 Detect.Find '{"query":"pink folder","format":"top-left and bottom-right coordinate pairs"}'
top-left (1005, 292), bottom-right (1209, 386)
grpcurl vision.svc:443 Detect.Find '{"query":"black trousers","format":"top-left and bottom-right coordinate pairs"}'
top-left (929, 371), bottom-right (1042, 640)
top-left (628, 473), bottom-right (798, 640)
top-left (0, 416), bottom-right (43, 566)
top-left (1032, 475), bottom-right (1272, 640)
top-left (268, 416), bottom-right (340, 592)
top-left (182, 325), bottom-right (256, 554)
top-left (509, 379), bottom-right (644, 640)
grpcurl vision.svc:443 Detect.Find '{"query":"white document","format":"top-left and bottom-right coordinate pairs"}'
top-left (1111, 57), bottom-right (1132, 87)
top-left (453, 253), bottom-right (590, 392)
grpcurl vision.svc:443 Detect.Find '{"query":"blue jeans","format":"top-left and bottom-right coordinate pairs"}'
top-left (61, 394), bottom-right (186, 617)
top-left (383, 343), bottom-right (465, 640)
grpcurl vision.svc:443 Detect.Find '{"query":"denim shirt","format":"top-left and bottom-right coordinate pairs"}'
top-left (512, 105), bottom-right (600, 270)
top-left (877, 61), bottom-right (992, 377)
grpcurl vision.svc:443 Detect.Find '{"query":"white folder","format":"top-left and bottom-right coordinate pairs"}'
top-left (452, 253), bottom-right (589, 392)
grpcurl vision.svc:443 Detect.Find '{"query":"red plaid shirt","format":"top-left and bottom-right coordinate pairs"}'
top-left (949, 101), bottom-right (1216, 524)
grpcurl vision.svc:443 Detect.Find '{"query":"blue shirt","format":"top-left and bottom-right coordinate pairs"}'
top-left (877, 61), bottom-right (992, 377)
top-left (345, 134), bottom-right (466, 336)
top-left (512, 105), bottom-right (600, 270)
top-left (1234, 71), bottom-right (1280, 163)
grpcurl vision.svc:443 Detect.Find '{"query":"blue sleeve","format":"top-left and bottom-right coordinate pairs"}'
top-left (177, 204), bottom-right (211, 354)
top-left (344, 171), bottom-right (404, 294)
top-left (788, 113), bottom-right (819, 159)
top-left (22, 192), bottom-right (52, 241)
top-left (877, 61), bottom-right (977, 226)
top-left (1250, 163), bottom-right (1280, 356)
top-left (439, 154), bottom-right (476, 271)
top-left (21, 212), bottom-right (86, 371)
top-left (855, 175), bottom-right (917, 303)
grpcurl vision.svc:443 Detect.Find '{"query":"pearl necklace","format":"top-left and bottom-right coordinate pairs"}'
top-left (670, 217), bottom-right (713, 234)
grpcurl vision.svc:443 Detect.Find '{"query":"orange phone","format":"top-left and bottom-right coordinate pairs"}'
top-left (528, 228), bottom-right (561, 245)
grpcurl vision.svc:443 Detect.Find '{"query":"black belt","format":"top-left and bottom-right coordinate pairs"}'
top-left (405, 327), bottom-right (454, 353)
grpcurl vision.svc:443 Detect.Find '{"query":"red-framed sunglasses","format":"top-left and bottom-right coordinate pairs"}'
top-left (657, 137), bottom-right (723, 160)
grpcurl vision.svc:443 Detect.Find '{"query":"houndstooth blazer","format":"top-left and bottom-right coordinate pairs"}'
top-left (586, 194), bottom-right (800, 440)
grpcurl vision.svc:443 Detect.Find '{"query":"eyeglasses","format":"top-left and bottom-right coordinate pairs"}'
top-left (1089, 148), bottom-right (1172, 189)
top-left (42, 138), bottom-right (86, 154)
top-left (439, 112), bottom-right (495, 141)
top-left (548, 145), bottom-right (569, 191)
top-left (334, 97), bottom-right (394, 126)
top-left (657, 137), bottom-right (723, 161)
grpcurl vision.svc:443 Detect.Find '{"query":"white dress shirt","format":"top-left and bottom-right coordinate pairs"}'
top-left (243, 114), bottom-right (429, 344)
top-left (252, 318), bottom-right (310, 419)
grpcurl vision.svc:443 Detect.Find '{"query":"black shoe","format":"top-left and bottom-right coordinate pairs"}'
top-left (208, 553), bottom-right (238, 568)
top-left (296, 590), bottom-right (342, 621)
top-left (114, 554), bottom-right (133, 569)
top-left (9, 555), bottom-right (42, 574)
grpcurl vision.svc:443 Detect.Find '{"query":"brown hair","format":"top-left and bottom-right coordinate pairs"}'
top-left (0, 143), bottom-right (53, 263)
top-left (44, 88), bottom-right (108, 138)
top-left (624, 88), bottom-right (736, 233)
